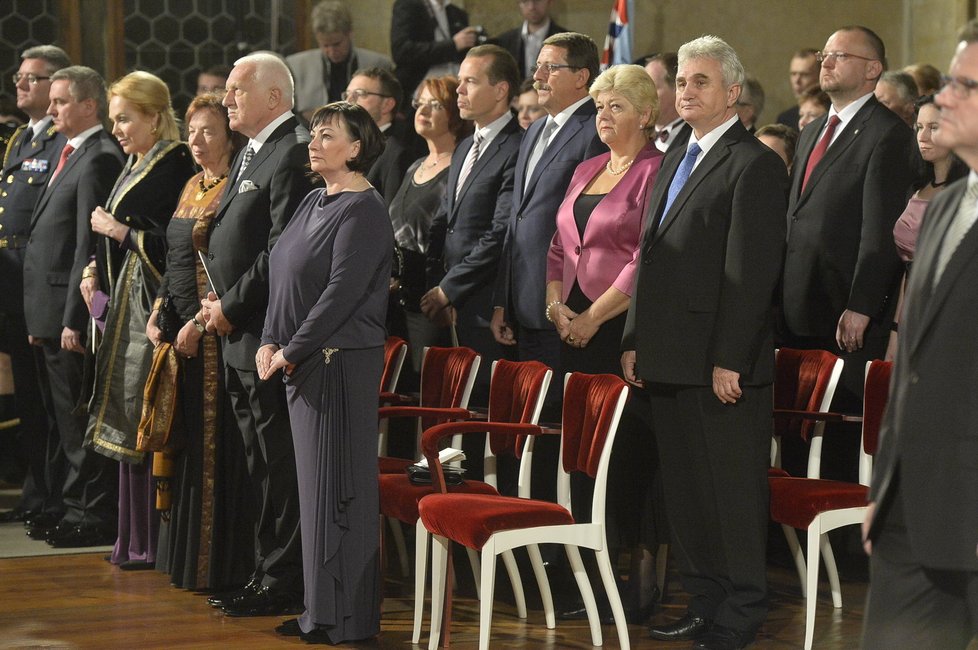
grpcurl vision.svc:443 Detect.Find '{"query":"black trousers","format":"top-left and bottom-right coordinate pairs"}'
top-left (646, 382), bottom-right (772, 634)
top-left (225, 364), bottom-right (302, 594)
top-left (863, 483), bottom-right (978, 649)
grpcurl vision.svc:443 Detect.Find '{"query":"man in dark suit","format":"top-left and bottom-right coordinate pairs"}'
top-left (642, 52), bottom-right (688, 153)
top-left (201, 52), bottom-right (316, 616)
top-left (390, 0), bottom-right (476, 97)
top-left (0, 45), bottom-right (71, 526)
top-left (622, 36), bottom-right (788, 650)
top-left (23, 66), bottom-right (124, 547)
top-left (775, 48), bottom-right (820, 128)
top-left (781, 26), bottom-right (915, 426)
top-left (862, 23), bottom-right (978, 649)
top-left (421, 44), bottom-right (522, 405)
top-left (490, 0), bottom-right (567, 81)
top-left (492, 31), bottom-right (602, 407)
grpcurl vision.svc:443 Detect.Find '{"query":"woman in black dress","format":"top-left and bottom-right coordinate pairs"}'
top-left (258, 102), bottom-right (392, 644)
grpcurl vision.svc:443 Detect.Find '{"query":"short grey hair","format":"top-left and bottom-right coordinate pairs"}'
top-left (880, 71), bottom-right (918, 102)
top-left (21, 45), bottom-right (71, 75)
top-left (740, 75), bottom-right (765, 115)
top-left (677, 35), bottom-right (745, 88)
top-left (311, 0), bottom-right (352, 35)
top-left (234, 52), bottom-right (295, 109)
top-left (50, 65), bottom-right (108, 120)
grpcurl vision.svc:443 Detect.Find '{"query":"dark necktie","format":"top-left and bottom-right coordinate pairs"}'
top-left (49, 144), bottom-right (75, 182)
top-left (659, 142), bottom-right (702, 225)
top-left (801, 115), bottom-right (841, 191)
top-left (657, 128), bottom-right (670, 143)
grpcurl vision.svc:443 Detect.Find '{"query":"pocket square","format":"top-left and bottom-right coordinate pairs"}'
top-left (238, 179), bottom-right (259, 193)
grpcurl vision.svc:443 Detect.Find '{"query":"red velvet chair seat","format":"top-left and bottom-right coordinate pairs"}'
top-left (420, 493), bottom-right (575, 551)
top-left (379, 474), bottom-right (499, 524)
top-left (379, 456), bottom-right (414, 474)
top-left (769, 477), bottom-right (869, 530)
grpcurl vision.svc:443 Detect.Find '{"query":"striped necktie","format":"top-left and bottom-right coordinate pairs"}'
top-left (454, 132), bottom-right (483, 201)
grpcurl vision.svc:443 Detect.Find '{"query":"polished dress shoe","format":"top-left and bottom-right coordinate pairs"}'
top-left (275, 618), bottom-right (302, 636)
top-left (692, 624), bottom-right (753, 650)
top-left (47, 524), bottom-right (115, 547)
top-left (24, 512), bottom-right (60, 531)
top-left (222, 585), bottom-right (302, 617)
top-left (207, 578), bottom-right (260, 608)
top-left (648, 612), bottom-right (711, 641)
top-left (27, 519), bottom-right (72, 541)
top-left (0, 508), bottom-right (35, 524)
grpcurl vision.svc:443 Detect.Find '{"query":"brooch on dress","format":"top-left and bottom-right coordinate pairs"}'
top-left (322, 347), bottom-right (339, 365)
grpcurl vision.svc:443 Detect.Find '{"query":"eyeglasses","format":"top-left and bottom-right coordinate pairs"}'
top-left (815, 51), bottom-right (877, 64)
top-left (341, 89), bottom-right (391, 101)
top-left (530, 63), bottom-right (581, 76)
top-left (12, 73), bottom-right (51, 86)
top-left (940, 74), bottom-right (978, 100)
top-left (411, 99), bottom-right (445, 111)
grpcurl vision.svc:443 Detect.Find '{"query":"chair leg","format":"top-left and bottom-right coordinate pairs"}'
top-left (413, 522), bottom-right (430, 644)
top-left (565, 544), bottom-right (603, 647)
top-left (389, 516), bottom-right (411, 577)
top-left (819, 532), bottom-right (843, 608)
top-left (466, 547), bottom-right (482, 600)
top-left (478, 540), bottom-right (498, 650)
top-left (501, 549), bottom-right (527, 619)
top-left (656, 543), bottom-right (669, 597)
top-left (594, 544), bottom-right (631, 650)
top-left (782, 523), bottom-right (807, 595)
top-left (428, 535), bottom-right (449, 650)
top-left (804, 525), bottom-right (821, 650)
top-left (527, 543), bottom-right (555, 629)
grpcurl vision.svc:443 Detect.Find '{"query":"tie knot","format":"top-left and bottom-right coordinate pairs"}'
top-left (63, 144), bottom-right (75, 155)
top-left (967, 180), bottom-right (978, 201)
top-left (686, 142), bottom-right (702, 158)
top-left (828, 115), bottom-right (841, 128)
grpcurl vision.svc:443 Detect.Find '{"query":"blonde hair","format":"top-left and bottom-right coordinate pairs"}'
top-left (108, 71), bottom-right (181, 142)
top-left (589, 64), bottom-right (659, 137)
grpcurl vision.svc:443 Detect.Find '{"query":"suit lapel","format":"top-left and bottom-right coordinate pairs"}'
top-left (452, 120), bottom-right (516, 219)
top-left (215, 117), bottom-right (297, 220)
top-left (652, 136), bottom-right (733, 243)
top-left (31, 132), bottom-right (89, 227)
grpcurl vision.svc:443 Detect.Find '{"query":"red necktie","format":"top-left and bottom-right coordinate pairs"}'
top-left (801, 115), bottom-right (840, 191)
top-left (50, 144), bottom-right (75, 182)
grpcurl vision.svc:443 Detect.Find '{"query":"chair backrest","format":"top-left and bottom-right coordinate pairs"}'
top-left (555, 372), bottom-right (629, 525)
top-left (419, 346), bottom-right (481, 430)
top-left (380, 336), bottom-right (408, 393)
top-left (858, 360), bottom-right (892, 486)
top-left (483, 359), bottom-right (553, 493)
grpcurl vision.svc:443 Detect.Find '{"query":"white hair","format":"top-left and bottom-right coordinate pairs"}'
top-left (678, 35), bottom-right (745, 88)
top-left (234, 51), bottom-right (295, 109)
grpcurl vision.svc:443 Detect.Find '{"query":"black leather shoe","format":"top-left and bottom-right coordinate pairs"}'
top-left (275, 618), bottom-right (302, 636)
top-left (24, 512), bottom-right (61, 532)
top-left (27, 519), bottom-right (72, 541)
top-left (648, 612), bottom-right (711, 641)
top-left (692, 624), bottom-right (753, 650)
top-left (0, 508), bottom-right (34, 524)
top-left (207, 577), bottom-right (260, 608)
top-left (47, 524), bottom-right (115, 547)
top-left (222, 585), bottom-right (302, 617)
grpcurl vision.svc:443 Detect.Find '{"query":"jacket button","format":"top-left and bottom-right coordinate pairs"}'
top-left (215, 221), bottom-right (221, 227)
top-left (447, 228), bottom-right (454, 234)
top-left (125, 216), bottom-right (131, 223)
top-left (517, 215), bottom-right (523, 221)
top-left (574, 245), bottom-right (581, 255)
top-left (910, 373), bottom-right (919, 384)
top-left (208, 252), bottom-right (215, 260)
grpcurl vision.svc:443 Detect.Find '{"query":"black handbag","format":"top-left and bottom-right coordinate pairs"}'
top-left (406, 464), bottom-right (466, 486)
top-left (156, 293), bottom-right (183, 344)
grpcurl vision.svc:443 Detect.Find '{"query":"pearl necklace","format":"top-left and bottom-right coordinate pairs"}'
top-left (195, 172), bottom-right (227, 200)
top-left (605, 158), bottom-right (633, 176)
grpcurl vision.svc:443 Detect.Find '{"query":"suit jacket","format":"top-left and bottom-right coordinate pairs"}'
top-left (0, 122), bottom-right (65, 314)
top-left (367, 117), bottom-right (427, 206)
top-left (286, 46), bottom-right (393, 115)
top-left (23, 130), bottom-right (124, 338)
top-left (490, 20), bottom-right (568, 81)
top-left (623, 120), bottom-right (788, 386)
top-left (427, 116), bottom-right (522, 327)
top-left (495, 101), bottom-right (605, 330)
top-left (782, 96), bottom-right (915, 337)
top-left (869, 178), bottom-right (978, 571)
top-left (390, 0), bottom-right (469, 95)
top-left (546, 143), bottom-right (663, 301)
top-left (208, 116), bottom-right (317, 370)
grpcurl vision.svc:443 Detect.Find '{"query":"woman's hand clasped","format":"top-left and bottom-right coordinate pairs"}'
top-left (256, 344), bottom-right (295, 380)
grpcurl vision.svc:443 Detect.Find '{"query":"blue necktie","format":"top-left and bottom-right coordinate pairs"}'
top-left (659, 142), bottom-right (702, 225)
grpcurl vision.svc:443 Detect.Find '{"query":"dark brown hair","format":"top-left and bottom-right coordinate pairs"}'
top-left (309, 101), bottom-right (384, 173)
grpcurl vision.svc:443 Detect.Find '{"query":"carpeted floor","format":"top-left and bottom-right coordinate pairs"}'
top-left (0, 489), bottom-right (113, 559)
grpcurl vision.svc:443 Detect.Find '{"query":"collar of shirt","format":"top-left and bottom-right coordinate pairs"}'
top-left (521, 18), bottom-right (551, 41)
top-left (248, 111), bottom-right (293, 155)
top-left (688, 114), bottom-right (739, 171)
top-left (550, 94), bottom-right (592, 132)
top-left (28, 115), bottom-right (53, 139)
top-left (66, 124), bottom-right (103, 149)
top-left (426, 0), bottom-right (451, 41)
top-left (823, 91), bottom-right (874, 145)
top-left (472, 111), bottom-right (514, 158)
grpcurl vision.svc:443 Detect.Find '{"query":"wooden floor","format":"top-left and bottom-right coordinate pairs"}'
top-left (0, 546), bottom-right (870, 649)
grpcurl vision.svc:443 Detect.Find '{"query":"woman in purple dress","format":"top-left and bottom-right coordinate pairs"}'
top-left (258, 102), bottom-right (392, 644)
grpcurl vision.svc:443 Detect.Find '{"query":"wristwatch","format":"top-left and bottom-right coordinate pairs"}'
top-left (191, 315), bottom-right (206, 333)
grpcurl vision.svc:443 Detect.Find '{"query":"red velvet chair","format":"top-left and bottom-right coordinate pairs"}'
top-left (378, 346), bottom-right (481, 576)
top-left (768, 360), bottom-right (891, 650)
top-left (419, 373), bottom-right (631, 650)
top-left (378, 359), bottom-right (552, 643)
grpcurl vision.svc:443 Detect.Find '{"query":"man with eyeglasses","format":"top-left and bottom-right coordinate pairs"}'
top-left (782, 26), bottom-right (915, 452)
top-left (0, 45), bottom-right (71, 528)
top-left (862, 20), bottom-right (978, 649)
top-left (490, 0), bottom-right (567, 82)
top-left (344, 67), bottom-right (425, 206)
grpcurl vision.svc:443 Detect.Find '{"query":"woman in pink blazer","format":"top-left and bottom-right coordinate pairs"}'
top-left (545, 64), bottom-right (666, 624)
